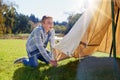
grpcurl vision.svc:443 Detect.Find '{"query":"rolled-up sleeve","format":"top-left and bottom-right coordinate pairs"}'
top-left (33, 28), bottom-right (52, 62)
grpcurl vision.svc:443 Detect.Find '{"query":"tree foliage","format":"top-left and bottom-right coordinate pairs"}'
top-left (0, 0), bottom-right (32, 35)
top-left (0, 0), bottom-right (68, 35)
top-left (13, 13), bottom-right (32, 34)
top-left (64, 13), bottom-right (82, 34)
top-left (3, 6), bottom-right (16, 34)
top-left (29, 14), bottom-right (39, 23)
top-left (54, 21), bottom-right (67, 34)
top-left (0, 0), bottom-right (17, 34)
top-left (0, 0), bottom-right (6, 35)
top-left (54, 25), bottom-right (66, 34)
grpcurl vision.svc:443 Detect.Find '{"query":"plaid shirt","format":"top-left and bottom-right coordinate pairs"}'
top-left (26, 26), bottom-right (55, 62)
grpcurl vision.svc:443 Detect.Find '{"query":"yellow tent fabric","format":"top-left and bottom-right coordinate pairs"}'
top-left (54, 0), bottom-right (120, 61)
top-left (115, 0), bottom-right (120, 8)
top-left (74, 0), bottom-right (120, 57)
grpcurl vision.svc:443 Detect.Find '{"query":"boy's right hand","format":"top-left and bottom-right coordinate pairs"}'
top-left (49, 60), bottom-right (58, 67)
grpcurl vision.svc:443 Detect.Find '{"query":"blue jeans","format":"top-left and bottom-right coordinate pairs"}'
top-left (22, 49), bottom-right (49, 67)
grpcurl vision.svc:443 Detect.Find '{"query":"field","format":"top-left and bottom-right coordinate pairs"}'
top-left (0, 39), bottom-right (120, 80)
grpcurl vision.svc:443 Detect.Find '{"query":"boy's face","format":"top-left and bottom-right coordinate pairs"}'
top-left (43, 18), bottom-right (54, 32)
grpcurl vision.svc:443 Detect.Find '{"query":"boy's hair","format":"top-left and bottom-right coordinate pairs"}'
top-left (41, 15), bottom-right (53, 23)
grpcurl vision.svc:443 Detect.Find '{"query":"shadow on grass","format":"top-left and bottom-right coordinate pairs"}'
top-left (77, 56), bottom-right (120, 80)
top-left (12, 63), bottom-right (46, 80)
top-left (12, 60), bottom-right (79, 80)
top-left (13, 56), bottom-right (120, 80)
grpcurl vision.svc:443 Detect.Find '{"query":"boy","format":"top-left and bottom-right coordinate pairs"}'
top-left (14, 16), bottom-right (57, 67)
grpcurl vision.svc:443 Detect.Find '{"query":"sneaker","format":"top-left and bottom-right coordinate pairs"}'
top-left (14, 57), bottom-right (27, 64)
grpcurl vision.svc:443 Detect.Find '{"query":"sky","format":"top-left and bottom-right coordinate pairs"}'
top-left (4, 0), bottom-right (85, 22)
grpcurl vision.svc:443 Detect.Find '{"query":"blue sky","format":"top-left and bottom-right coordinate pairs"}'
top-left (4, 0), bottom-right (85, 22)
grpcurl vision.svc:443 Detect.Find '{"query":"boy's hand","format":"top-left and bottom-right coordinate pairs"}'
top-left (49, 60), bottom-right (58, 67)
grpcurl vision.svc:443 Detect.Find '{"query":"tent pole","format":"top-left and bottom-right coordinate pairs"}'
top-left (110, 8), bottom-right (120, 57)
top-left (111, 0), bottom-right (116, 58)
top-left (111, 0), bottom-right (119, 79)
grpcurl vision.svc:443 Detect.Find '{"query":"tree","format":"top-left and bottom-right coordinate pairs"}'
top-left (13, 14), bottom-right (31, 34)
top-left (0, 0), bottom-right (17, 34)
top-left (0, 0), bottom-right (6, 35)
top-left (29, 14), bottom-right (39, 23)
top-left (64, 13), bottom-right (82, 34)
top-left (3, 6), bottom-right (16, 34)
top-left (54, 25), bottom-right (66, 34)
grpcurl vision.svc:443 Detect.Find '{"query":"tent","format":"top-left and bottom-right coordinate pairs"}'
top-left (53, 0), bottom-right (120, 61)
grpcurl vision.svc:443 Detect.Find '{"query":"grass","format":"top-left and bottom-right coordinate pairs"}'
top-left (0, 39), bottom-right (26, 80)
top-left (0, 39), bottom-right (79, 80)
top-left (0, 39), bottom-right (120, 80)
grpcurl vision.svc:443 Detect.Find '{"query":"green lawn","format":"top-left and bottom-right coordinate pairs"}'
top-left (0, 39), bottom-right (120, 80)
top-left (0, 39), bottom-right (79, 80)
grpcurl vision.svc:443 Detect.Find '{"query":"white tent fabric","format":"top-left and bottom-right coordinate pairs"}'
top-left (54, 0), bottom-right (102, 56)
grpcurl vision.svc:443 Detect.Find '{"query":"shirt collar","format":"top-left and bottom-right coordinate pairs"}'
top-left (41, 26), bottom-right (50, 35)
